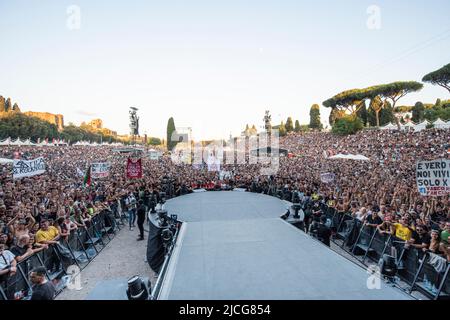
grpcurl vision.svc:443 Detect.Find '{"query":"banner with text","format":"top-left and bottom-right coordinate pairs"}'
top-left (13, 157), bottom-right (46, 179)
top-left (320, 172), bottom-right (336, 184)
top-left (416, 159), bottom-right (450, 196)
top-left (91, 162), bottom-right (111, 179)
top-left (126, 158), bottom-right (143, 179)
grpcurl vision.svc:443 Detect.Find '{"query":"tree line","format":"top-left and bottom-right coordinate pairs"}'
top-left (0, 113), bottom-right (120, 144)
top-left (323, 62), bottom-right (450, 134)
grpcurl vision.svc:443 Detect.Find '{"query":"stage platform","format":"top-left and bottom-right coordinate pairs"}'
top-left (159, 191), bottom-right (412, 300)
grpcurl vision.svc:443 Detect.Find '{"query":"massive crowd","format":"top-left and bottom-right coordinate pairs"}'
top-left (0, 128), bottom-right (449, 299)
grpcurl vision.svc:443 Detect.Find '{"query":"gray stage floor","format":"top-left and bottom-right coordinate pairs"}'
top-left (161, 191), bottom-right (411, 300)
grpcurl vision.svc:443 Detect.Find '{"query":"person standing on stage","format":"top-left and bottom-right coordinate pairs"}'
top-left (136, 200), bottom-right (146, 241)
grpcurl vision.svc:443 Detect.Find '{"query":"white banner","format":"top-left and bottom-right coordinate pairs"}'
top-left (91, 162), bottom-right (111, 179)
top-left (416, 159), bottom-right (450, 196)
top-left (76, 167), bottom-right (85, 177)
top-left (219, 170), bottom-right (232, 180)
top-left (320, 172), bottom-right (336, 184)
top-left (13, 157), bottom-right (46, 179)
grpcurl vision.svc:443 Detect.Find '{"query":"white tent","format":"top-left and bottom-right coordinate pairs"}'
top-left (0, 138), bottom-right (11, 145)
top-left (0, 158), bottom-right (13, 164)
top-left (402, 121), bottom-right (415, 131)
top-left (329, 153), bottom-right (370, 161)
top-left (413, 120), bottom-right (429, 132)
top-left (380, 122), bottom-right (397, 130)
top-left (433, 118), bottom-right (450, 129)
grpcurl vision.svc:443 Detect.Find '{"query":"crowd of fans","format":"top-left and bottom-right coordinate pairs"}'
top-left (0, 127), bottom-right (449, 299)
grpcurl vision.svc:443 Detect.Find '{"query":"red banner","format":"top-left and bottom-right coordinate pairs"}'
top-left (126, 158), bottom-right (142, 179)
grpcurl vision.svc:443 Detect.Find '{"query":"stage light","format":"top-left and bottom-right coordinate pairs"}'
top-left (161, 228), bottom-right (173, 243)
top-left (126, 275), bottom-right (150, 300)
top-left (292, 203), bottom-right (302, 219)
top-left (378, 254), bottom-right (397, 279)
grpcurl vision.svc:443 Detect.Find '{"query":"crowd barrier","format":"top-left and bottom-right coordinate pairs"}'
top-left (262, 191), bottom-right (450, 300)
top-left (0, 204), bottom-right (126, 300)
top-left (314, 199), bottom-right (450, 300)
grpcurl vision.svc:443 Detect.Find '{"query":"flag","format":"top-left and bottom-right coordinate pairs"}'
top-left (83, 165), bottom-right (91, 187)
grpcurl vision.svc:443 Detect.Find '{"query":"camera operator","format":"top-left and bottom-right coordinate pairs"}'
top-left (308, 202), bottom-right (323, 235)
top-left (136, 200), bottom-right (146, 241)
top-left (317, 215), bottom-right (332, 247)
top-left (148, 190), bottom-right (158, 214)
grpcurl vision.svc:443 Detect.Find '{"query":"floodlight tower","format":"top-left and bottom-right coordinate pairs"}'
top-left (129, 107), bottom-right (139, 147)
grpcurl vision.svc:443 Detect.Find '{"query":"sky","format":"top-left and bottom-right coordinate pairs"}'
top-left (0, 0), bottom-right (449, 140)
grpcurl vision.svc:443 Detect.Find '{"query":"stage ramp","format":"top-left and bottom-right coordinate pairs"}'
top-left (160, 191), bottom-right (411, 300)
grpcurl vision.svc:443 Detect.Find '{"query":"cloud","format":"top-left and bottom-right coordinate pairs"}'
top-left (75, 110), bottom-right (98, 117)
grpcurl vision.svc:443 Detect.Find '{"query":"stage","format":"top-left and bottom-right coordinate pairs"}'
top-left (157, 191), bottom-right (412, 300)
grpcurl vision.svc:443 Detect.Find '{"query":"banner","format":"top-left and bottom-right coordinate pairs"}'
top-left (320, 172), bottom-right (336, 184)
top-left (91, 162), bottom-right (111, 179)
top-left (207, 155), bottom-right (220, 172)
top-left (127, 158), bottom-right (143, 179)
top-left (76, 167), bottom-right (85, 177)
top-left (149, 151), bottom-right (161, 160)
top-left (416, 159), bottom-right (450, 196)
top-left (219, 170), bottom-right (231, 180)
top-left (13, 157), bottom-right (46, 179)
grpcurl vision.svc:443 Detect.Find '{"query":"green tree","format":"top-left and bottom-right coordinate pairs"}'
top-left (355, 101), bottom-right (368, 126)
top-left (332, 116), bottom-right (363, 135)
top-left (435, 98), bottom-right (442, 107)
top-left (5, 98), bottom-right (11, 112)
top-left (148, 137), bottom-right (162, 145)
top-left (309, 104), bottom-right (323, 130)
top-left (285, 117), bottom-right (294, 132)
top-left (329, 108), bottom-right (343, 126)
top-left (367, 105), bottom-right (376, 127)
top-left (372, 81), bottom-right (423, 129)
top-left (278, 121), bottom-right (287, 137)
top-left (379, 100), bottom-right (395, 126)
top-left (0, 96), bottom-right (6, 112)
top-left (294, 120), bottom-right (301, 132)
top-left (422, 63), bottom-right (450, 94)
top-left (0, 113), bottom-right (59, 141)
top-left (369, 96), bottom-right (384, 127)
top-left (411, 102), bottom-right (425, 123)
top-left (166, 117), bottom-right (176, 151)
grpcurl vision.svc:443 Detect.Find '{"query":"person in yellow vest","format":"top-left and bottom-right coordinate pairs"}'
top-left (389, 217), bottom-right (412, 268)
top-left (35, 220), bottom-right (60, 245)
top-left (35, 220), bottom-right (61, 273)
top-left (390, 217), bottom-right (412, 241)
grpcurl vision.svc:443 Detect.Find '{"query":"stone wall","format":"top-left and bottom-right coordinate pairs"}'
top-left (24, 111), bottom-right (64, 131)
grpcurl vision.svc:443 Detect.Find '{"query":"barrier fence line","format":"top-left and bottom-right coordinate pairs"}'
top-left (304, 197), bottom-right (450, 300)
top-left (0, 206), bottom-right (121, 300)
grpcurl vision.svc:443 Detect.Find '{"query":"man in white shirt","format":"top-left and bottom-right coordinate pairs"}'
top-left (0, 243), bottom-right (17, 292)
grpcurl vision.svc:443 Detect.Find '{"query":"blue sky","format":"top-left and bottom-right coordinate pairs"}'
top-left (0, 0), bottom-right (449, 139)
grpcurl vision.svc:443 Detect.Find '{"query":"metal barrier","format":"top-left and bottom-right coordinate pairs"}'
top-left (352, 225), bottom-right (378, 263)
top-left (409, 252), bottom-right (450, 300)
top-left (0, 209), bottom-right (122, 300)
top-left (334, 214), bottom-right (360, 248)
